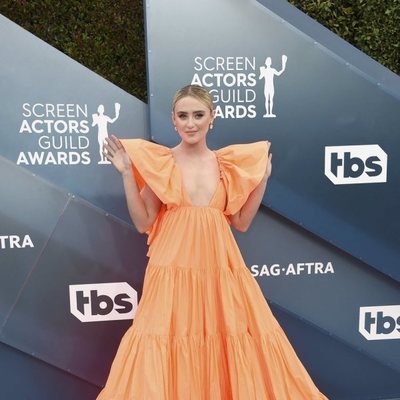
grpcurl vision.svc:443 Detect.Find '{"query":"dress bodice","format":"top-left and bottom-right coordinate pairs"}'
top-left (120, 138), bottom-right (268, 247)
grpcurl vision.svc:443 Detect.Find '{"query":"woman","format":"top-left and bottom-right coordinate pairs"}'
top-left (97, 84), bottom-right (328, 399)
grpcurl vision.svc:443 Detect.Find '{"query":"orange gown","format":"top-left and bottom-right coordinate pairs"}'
top-left (97, 138), bottom-right (329, 400)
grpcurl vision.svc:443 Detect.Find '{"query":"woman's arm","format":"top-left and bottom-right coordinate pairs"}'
top-left (228, 142), bottom-right (272, 232)
top-left (121, 169), bottom-right (162, 233)
top-left (104, 135), bottom-right (162, 233)
top-left (228, 175), bottom-right (269, 232)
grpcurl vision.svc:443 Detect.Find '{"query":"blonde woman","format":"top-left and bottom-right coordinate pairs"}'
top-left (97, 84), bottom-right (328, 399)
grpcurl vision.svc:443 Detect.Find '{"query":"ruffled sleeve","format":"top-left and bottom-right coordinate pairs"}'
top-left (215, 141), bottom-right (268, 216)
top-left (119, 138), bottom-right (181, 247)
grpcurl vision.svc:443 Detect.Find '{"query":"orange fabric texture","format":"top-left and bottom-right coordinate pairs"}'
top-left (97, 139), bottom-right (329, 400)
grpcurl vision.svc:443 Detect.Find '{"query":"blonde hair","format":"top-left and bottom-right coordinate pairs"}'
top-left (172, 84), bottom-right (213, 112)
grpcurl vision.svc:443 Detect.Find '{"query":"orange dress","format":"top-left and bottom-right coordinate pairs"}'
top-left (97, 139), bottom-right (328, 400)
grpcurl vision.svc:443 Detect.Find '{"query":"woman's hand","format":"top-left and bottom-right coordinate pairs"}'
top-left (103, 135), bottom-right (132, 175)
top-left (265, 140), bottom-right (272, 179)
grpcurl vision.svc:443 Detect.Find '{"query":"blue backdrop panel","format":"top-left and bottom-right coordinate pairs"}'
top-left (0, 156), bottom-right (69, 326)
top-left (256, 0), bottom-right (400, 96)
top-left (0, 14), bottom-right (149, 224)
top-left (0, 342), bottom-right (99, 400)
top-left (1, 187), bottom-right (148, 386)
top-left (144, 0), bottom-right (400, 281)
top-left (0, 14), bottom-right (152, 396)
top-left (272, 305), bottom-right (400, 400)
top-left (145, 0), bottom-right (400, 397)
top-left (236, 206), bottom-right (400, 372)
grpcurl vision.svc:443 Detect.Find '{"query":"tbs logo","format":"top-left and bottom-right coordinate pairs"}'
top-left (325, 144), bottom-right (387, 185)
top-left (69, 282), bottom-right (137, 322)
top-left (359, 305), bottom-right (400, 340)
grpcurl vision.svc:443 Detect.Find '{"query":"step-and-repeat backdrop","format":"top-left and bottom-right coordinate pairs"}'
top-left (1, 0), bottom-right (400, 398)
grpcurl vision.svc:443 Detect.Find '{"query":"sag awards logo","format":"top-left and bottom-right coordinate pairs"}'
top-left (69, 282), bottom-right (137, 322)
top-left (191, 55), bottom-right (287, 119)
top-left (16, 102), bottom-right (121, 166)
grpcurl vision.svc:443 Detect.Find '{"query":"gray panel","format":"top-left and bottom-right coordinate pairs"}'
top-left (1, 195), bottom-right (148, 386)
top-left (0, 341), bottom-right (100, 400)
top-left (256, 0), bottom-right (400, 98)
top-left (145, 0), bottom-right (400, 281)
top-left (236, 206), bottom-right (400, 372)
top-left (0, 14), bottom-right (150, 224)
top-left (0, 12), bottom-right (151, 393)
top-left (272, 305), bottom-right (400, 400)
top-left (0, 156), bottom-right (68, 327)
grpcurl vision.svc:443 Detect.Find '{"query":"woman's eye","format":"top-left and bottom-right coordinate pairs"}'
top-left (195, 114), bottom-right (204, 118)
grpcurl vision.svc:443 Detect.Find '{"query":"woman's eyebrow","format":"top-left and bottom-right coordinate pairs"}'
top-left (177, 110), bottom-right (206, 114)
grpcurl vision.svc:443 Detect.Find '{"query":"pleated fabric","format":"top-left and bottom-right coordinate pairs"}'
top-left (97, 138), bottom-right (328, 400)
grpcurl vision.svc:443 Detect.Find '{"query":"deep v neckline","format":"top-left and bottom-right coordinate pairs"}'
top-left (169, 148), bottom-right (221, 207)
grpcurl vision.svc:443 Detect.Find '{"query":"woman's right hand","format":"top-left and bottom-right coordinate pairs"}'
top-left (103, 135), bottom-right (132, 176)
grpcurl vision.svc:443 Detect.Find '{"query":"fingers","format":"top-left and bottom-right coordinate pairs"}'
top-left (103, 149), bottom-right (113, 162)
top-left (269, 153), bottom-right (272, 174)
top-left (266, 151), bottom-right (272, 177)
top-left (102, 141), bottom-right (114, 159)
top-left (111, 135), bottom-right (122, 147)
top-left (104, 136), bottom-right (119, 153)
top-left (103, 135), bottom-right (125, 157)
top-left (112, 135), bottom-right (125, 151)
top-left (265, 141), bottom-right (272, 162)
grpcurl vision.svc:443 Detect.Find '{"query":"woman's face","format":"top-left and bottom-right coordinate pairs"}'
top-left (172, 96), bottom-right (215, 145)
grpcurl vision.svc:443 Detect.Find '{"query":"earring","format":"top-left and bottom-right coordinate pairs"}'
top-left (209, 123), bottom-right (213, 130)
top-left (174, 126), bottom-right (177, 131)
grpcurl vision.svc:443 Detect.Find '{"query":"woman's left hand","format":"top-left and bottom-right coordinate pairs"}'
top-left (265, 141), bottom-right (272, 179)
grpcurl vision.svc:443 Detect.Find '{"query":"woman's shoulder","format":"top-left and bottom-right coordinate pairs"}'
top-left (215, 141), bottom-right (269, 216)
top-left (120, 138), bottom-right (180, 205)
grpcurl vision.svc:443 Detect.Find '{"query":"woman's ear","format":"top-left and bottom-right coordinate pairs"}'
top-left (171, 110), bottom-right (175, 126)
top-left (211, 109), bottom-right (216, 122)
